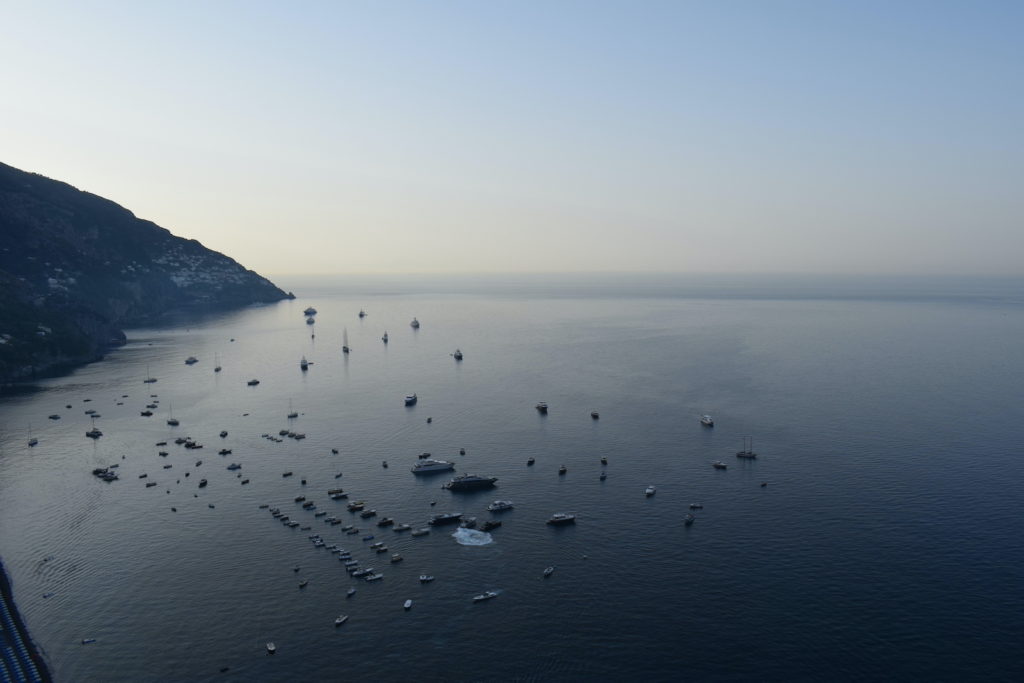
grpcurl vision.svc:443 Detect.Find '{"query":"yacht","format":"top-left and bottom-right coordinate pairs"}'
top-left (335, 615), bottom-right (349, 626)
top-left (428, 513), bottom-right (463, 526)
top-left (411, 459), bottom-right (455, 474)
top-left (342, 328), bottom-right (350, 354)
top-left (453, 349), bottom-right (463, 361)
top-left (700, 414), bottom-right (714, 427)
top-left (404, 394), bottom-right (418, 406)
top-left (645, 485), bottom-right (656, 497)
top-left (403, 599), bottom-right (412, 610)
top-left (410, 317), bottom-right (420, 329)
top-left (472, 591), bottom-right (499, 603)
top-left (443, 474), bottom-right (498, 491)
top-left (546, 513), bottom-right (576, 525)
top-left (487, 500), bottom-right (514, 512)
top-left (736, 436), bottom-right (757, 459)
top-left (535, 401), bottom-right (548, 414)
top-left (287, 399), bottom-right (298, 419)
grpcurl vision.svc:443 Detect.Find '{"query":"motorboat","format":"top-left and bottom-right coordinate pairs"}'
top-left (443, 474), bottom-right (498, 491)
top-left (185, 356), bottom-right (198, 365)
top-left (480, 520), bottom-right (501, 531)
top-left (600, 457), bottom-right (608, 465)
top-left (410, 317), bottom-right (420, 329)
top-left (404, 394), bottom-right (417, 406)
top-left (486, 500), bottom-right (514, 512)
top-left (300, 356), bottom-right (309, 371)
top-left (266, 642), bottom-right (276, 654)
top-left (411, 528), bottom-right (430, 536)
top-left (303, 307), bottom-right (317, 315)
top-left (428, 513), bottom-right (462, 526)
top-left (645, 485), bottom-right (656, 497)
top-left (358, 309), bottom-right (367, 318)
top-left (198, 479), bottom-right (207, 488)
top-left (390, 553), bottom-right (403, 563)
top-left (419, 575), bottom-right (435, 583)
top-left (700, 414), bottom-right (714, 427)
top-left (411, 459), bottom-right (455, 474)
top-left (685, 514), bottom-right (696, 527)
top-left (599, 472), bottom-right (607, 481)
top-left (335, 615), bottom-right (349, 626)
top-left (543, 566), bottom-right (554, 577)
top-left (591, 411), bottom-right (599, 419)
top-left (219, 430), bottom-right (228, 438)
top-left (140, 410), bottom-right (153, 416)
top-left (382, 331), bottom-right (389, 344)
top-left (306, 316), bottom-right (316, 325)
top-left (347, 588), bottom-right (356, 597)
top-left (713, 461), bottom-right (728, 470)
top-left (535, 401), bottom-right (548, 414)
top-left (453, 349), bottom-right (463, 360)
top-left (546, 513), bottom-right (576, 525)
top-left (558, 465), bottom-right (567, 475)
top-left (403, 599), bottom-right (413, 610)
top-left (472, 591), bottom-right (498, 603)
top-left (247, 379), bottom-right (260, 386)
top-left (527, 457), bottom-right (535, 466)
top-left (298, 580), bottom-right (308, 588)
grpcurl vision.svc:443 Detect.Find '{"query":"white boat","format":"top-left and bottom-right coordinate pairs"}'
top-left (700, 414), bottom-right (714, 427)
top-left (543, 566), bottom-right (554, 577)
top-left (419, 575), bottom-right (435, 583)
top-left (266, 642), bottom-right (276, 654)
top-left (334, 615), bottom-right (349, 626)
top-left (411, 459), bottom-right (455, 474)
top-left (487, 500), bottom-right (514, 512)
top-left (713, 461), bottom-right (727, 470)
top-left (347, 587), bottom-right (356, 597)
top-left (410, 317), bottom-right (420, 329)
top-left (404, 394), bottom-right (417, 406)
top-left (546, 513), bottom-right (575, 525)
top-left (645, 485), bottom-right (656, 497)
top-left (472, 590), bottom-right (498, 603)
top-left (403, 599), bottom-right (412, 610)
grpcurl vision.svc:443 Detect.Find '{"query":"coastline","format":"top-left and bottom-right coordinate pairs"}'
top-left (0, 558), bottom-right (51, 682)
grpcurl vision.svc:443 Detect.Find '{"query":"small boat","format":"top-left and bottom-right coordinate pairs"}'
top-left (410, 317), bottom-right (420, 329)
top-left (27, 425), bottom-right (38, 447)
top-left (600, 457), bottom-right (607, 465)
top-left (382, 331), bottom-right (389, 344)
top-left (365, 573), bottom-right (384, 582)
top-left (487, 500), bottom-right (514, 512)
top-left (342, 328), bottom-right (350, 354)
top-left (591, 411), bottom-right (599, 420)
top-left (218, 448), bottom-right (231, 455)
top-left (358, 309), bottom-right (367, 318)
top-left (347, 587), bottom-right (356, 597)
top-left (558, 465), bottom-right (567, 475)
top-left (543, 566), bottom-right (554, 577)
top-left (266, 642), bottom-right (276, 654)
top-left (404, 394), bottom-right (417, 406)
top-left (198, 479), bottom-right (207, 488)
top-left (335, 615), bottom-right (349, 626)
top-left (287, 399), bottom-right (298, 419)
top-left (220, 430), bottom-right (228, 438)
top-left (599, 472), bottom-right (607, 481)
top-left (140, 410), bottom-right (153, 417)
top-left (713, 461), bottom-right (728, 470)
top-left (480, 520), bottom-right (501, 531)
top-left (535, 401), bottom-right (548, 414)
top-left (546, 513), bottom-right (576, 525)
top-left (411, 528), bottom-right (430, 536)
top-left (700, 414), bottom-right (714, 427)
top-left (48, 414), bottom-right (61, 420)
top-left (527, 457), bottom-right (535, 466)
top-left (214, 353), bottom-right (221, 373)
top-left (736, 436), bottom-right (758, 459)
top-left (300, 356), bottom-right (309, 371)
top-left (472, 590), bottom-right (498, 603)
top-left (403, 599), bottom-right (413, 610)
top-left (81, 638), bottom-right (97, 645)
top-left (304, 306), bottom-right (317, 315)
top-left (684, 514), bottom-right (696, 527)
top-left (645, 485), bottom-right (656, 497)
top-left (247, 379), bottom-right (260, 386)
top-left (143, 365), bottom-right (158, 384)
top-left (226, 463), bottom-right (242, 470)
top-left (299, 580), bottom-right (308, 588)
top-left (185, 356), bottom-right (198, 365)
top-left (306, 316), bottom-right (316, 325)
top-left (419, 575), bottom-right (435, 583)
top-left (689, 503), bottom-right (704, 510)
top-left (453, 349), bottom-right (463, 361)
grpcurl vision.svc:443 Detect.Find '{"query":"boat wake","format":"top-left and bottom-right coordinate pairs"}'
top-left (452, 528), bottom-right (493, 546)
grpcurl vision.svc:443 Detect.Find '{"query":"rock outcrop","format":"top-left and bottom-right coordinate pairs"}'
top-left (0, 161), bottom-right (292, 383)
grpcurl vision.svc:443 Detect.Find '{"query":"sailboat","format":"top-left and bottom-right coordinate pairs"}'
top-left (342, 328), bottom-right (350, 354)
top-left (214, 353), bottom-right (222, 373)
top-left (382, 331), bottom-right (388, 344)
top-left (287, 399), bottom-right (298, 419)
top-left (736, 436), bottom-right (757, 459)
top-left (28, 424), bottom-right (38, 447)
top-left (167, 404), bottom-right (180, 427)
top-left (85, 417), bottom-right (103, 439)
top-left (143, 365), bottom-right (158, 384)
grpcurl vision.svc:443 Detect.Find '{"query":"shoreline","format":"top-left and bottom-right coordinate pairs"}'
top-left (0, 558), bottom-right (52, 682)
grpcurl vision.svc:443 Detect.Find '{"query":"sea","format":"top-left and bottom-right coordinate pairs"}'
top-left (1, 273), bottom-right (1023, 682)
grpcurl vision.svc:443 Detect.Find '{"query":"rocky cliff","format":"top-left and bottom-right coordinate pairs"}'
top-left (0, 161), bottom-right (292, 383)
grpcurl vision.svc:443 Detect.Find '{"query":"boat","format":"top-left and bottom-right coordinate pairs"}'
top-left (303, 306), bottom-right (317, 316)
top-left (86, 418), bottom-right (102, 439)
top-left (411, 528), bottom-right (430, 536)
top-left (480, 520), bottom-right (501, 531)
top-left (391, 553), bottom-right (403, 563)
top-left (736, 436), bottom-right (757, 459)
top-left (410, 317), bottom-right (420, 329)
top-left (411, 459), bottom-right (455, 474)
top-left (403, 599), bottom-right (413, 610)
top-left (443, 474), bottom-right (498, 491)
top-left (143, 365), bottom-right (157, 384)
top-left (226, 463), bottom-right (241, 470)
top-left (486, 500), bottom-right (514, 512)
top-left (247, 379), bottom-right (260, 386)
top-left (546, 513), bottom-right (576, 525)
top-left (300, 356), bottom-right (308, 371)
top-left (453, 349), bottom-right (463, 361)
top-left (185, 356), bottom-right (198, 365)
top-left (713, 461), bottom-right (728, 470)
top-left (535, 401), bottom-right (548, 414)
top-left (428, 512), bottom-right (463, 526)
top-left (364, 573), bottom-right (384, 582)
top-left (382, 331), bottom-right (388, 344)
top-left (306, 316), bottom-right (316, 325)
top-left (558, 465), bottom-right (567, 475)
top-left (140, 410), bottom-right (153, 417)
top-left (527, 457), bottom-right (535, 466)
top-left (347, 588), bottom-right (356, 597)
top-left (472, 590), bottom-right (498, 603)
top-left (27, 424), bottom-right (38, 447)
top-left (198, 479), bottom-right (207, 488)
top-left (220, 430), bottom-right (228, 438)
top-left (684, 514), bottom-right (696, 526)
top-left (342, 328), bottom-right (350, 354)
top-left (287, 399), bottom-right (298, 419)
top-left (299, 580), bottom-right (308, 588)
top-left (334, 615), bottom-right (349, 626)
top-left (599, 472), bottom-right (607, 481)
top-left (700, 414), bottom-right (714, 427)
top-left (48, 414), bottom-right (60, 420)
top-left (166, 404), bottom-right (179, 427)
top-left (214, 353), bottom-right (221, 373)
top-left (600, 457), bottom-right (607, 465)
top-left (591, 411), bottom-right (599, 419)
top-left (543, 566), bottom-right (554, 577)
top-left (359, 309), bottom-right (367, 318)
top-left (404, 393), bottom-right (417, 406)
top-left (689, 503), bottom-right (704, 510)
top-left (419, 575), bottom-right (435, 583)
top-left (644, 485), bottom-right (657, 497)
top-left (266, 642), bottom-right (276, 654)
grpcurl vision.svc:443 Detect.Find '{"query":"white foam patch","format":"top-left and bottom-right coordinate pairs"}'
top-left (452, 528), bottom-right (493, 546)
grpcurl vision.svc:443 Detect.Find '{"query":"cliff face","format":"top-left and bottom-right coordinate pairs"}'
top-left (0, 161), bottom-right (292, 383)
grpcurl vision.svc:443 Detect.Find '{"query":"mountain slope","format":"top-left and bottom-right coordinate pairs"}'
top-left (0, 161), bottom-right (292, 382)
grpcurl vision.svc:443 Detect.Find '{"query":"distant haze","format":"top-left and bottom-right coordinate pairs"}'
top-left (2, 1), bottom-right (1021, 276)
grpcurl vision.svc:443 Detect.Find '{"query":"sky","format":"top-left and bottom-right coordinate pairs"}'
top-left (1, 0), bottom-right (1022, 276)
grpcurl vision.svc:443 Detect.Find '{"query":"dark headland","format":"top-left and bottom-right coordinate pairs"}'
top-left (0, 160), bottom-right (293, 385)
top-left (0, 558), bottom-right (51, 682)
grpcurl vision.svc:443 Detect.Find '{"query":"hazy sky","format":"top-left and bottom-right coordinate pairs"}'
top-left (2, 1), bottom-right (1021, 276)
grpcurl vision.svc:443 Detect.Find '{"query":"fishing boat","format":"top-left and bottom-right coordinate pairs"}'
top-left (736, 436), bottom-right (758, 459)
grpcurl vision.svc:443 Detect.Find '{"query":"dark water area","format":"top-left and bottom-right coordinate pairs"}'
top-left (1, 274), bottom-right (1023, 681)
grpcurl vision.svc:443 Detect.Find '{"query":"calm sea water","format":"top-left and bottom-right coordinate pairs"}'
top-left (2, 274), bottom-right (1023, 682)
